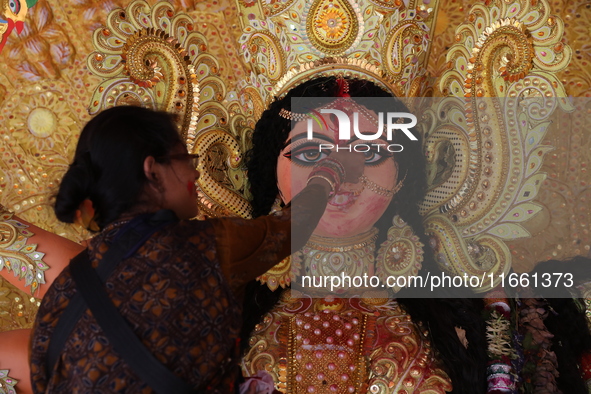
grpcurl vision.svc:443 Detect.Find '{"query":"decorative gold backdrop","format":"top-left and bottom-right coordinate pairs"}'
top-left (0, 0), bottom-right (589, 273)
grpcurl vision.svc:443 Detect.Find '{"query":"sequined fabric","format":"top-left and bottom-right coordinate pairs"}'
top-left (242, 293), bottom-right (453, 393)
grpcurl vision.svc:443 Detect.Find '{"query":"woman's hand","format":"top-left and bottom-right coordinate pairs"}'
top-left (329, 150), bottom-right (365, 184)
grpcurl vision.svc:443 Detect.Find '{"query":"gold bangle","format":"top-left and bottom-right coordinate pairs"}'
top-left (307, 174), bottom-right (336, 196)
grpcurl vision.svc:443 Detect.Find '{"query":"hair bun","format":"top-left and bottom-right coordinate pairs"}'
top-left (54, 152), bottom-right (94, 224)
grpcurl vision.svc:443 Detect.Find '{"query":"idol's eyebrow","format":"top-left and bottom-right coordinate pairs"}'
top-left (347, 132), bottom-right (388, 145)
top-left (285, 132), bottom-right (334, 146)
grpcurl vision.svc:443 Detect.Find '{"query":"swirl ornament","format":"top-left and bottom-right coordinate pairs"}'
top-left (421, 0), bottom-right (572, 291)
top-left (85, 0), bottom-right (573, 292)
top-left (87, 0), bottom-right (258, 218)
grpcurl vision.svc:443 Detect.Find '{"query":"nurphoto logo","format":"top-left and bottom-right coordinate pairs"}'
top-left (306, 109), bottom-right (418, 153)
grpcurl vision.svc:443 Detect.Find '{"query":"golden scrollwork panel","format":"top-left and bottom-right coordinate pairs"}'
top-left (429, 0), bottom-right (572, 286)
top-left (86, 0), bottom-right (258, 219)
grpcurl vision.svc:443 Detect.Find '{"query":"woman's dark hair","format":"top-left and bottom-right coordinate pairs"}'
top-left (243, 77), bottom-right (487, 393)
top-left (55, 106), bottom-right (183, 230)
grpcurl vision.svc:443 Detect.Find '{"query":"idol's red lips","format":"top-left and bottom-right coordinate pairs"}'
top-left (328, 189), bottom-right (363, 210)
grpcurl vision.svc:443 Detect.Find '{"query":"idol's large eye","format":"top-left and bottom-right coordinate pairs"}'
top-left (8, 0), bottom-right (21, 14)
top-left (284, 142), bottom-right (330, 166)
top-left (357, 144), bottom-right (393, 166)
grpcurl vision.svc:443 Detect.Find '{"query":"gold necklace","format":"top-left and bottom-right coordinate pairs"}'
top-left (306, 227), bottom-right (379, 252)
top-left (295, 228), bottom-right (379, 281)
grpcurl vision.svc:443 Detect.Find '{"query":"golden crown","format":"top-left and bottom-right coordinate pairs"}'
top-left (236, 0), bottom-right (437, 102)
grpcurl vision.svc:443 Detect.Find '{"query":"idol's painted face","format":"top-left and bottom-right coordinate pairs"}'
top-left (277, 103), bottom-right (399, 237)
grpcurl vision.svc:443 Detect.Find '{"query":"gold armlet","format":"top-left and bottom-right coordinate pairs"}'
top-left (0, 206), bottom-right (49, 295)
top-left (0, 369), bottom-right (18, 393)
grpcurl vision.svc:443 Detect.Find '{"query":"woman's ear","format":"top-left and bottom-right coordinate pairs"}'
top-left (143, 156), bottom-right (166, 195)
top-left (75, 199), bottom-right (99, 232)
top-left (143, 156), bottom-right (158, 182)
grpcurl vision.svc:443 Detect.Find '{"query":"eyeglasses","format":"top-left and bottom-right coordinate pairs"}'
top-left (163, 153), bottom-right (200, 168)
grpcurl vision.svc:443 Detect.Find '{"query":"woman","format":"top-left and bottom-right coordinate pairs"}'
top-left (241, 77), bottom-right (488, 393)
top-left (29, 105), bottom-right (362, 393)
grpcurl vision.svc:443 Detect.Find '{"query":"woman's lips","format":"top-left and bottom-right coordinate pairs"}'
top-left (187, 181), bottom-right (196, 196)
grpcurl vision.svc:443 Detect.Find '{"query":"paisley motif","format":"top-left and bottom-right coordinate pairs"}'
top-left (382, 19), bottom-right (429, 89)
top-left (88, 1), bottom-right (200, 143)
top-left (246, 32), bottom-right (285, 81)
top-left (421, 0), bottom-right (572, 290)
top-left (194, 129), bottom-right (250, 218)
top-left (87, 0), bottom-right (258, 219)
top-left (305, 0), bottom-right (361, 55)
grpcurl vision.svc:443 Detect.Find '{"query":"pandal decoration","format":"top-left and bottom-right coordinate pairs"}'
top-left (237, 0), bottom-right (572, 294)
top-left (484, 291), bottom-right (517, 393)
top-left (86, 0), bottom-right (256, 219)
top-left (84, 0), bottom-right (571, 294)
top-left (423, 0), bottom-right (571, 292)
top-left (83, 1), bottom-right (573, 393)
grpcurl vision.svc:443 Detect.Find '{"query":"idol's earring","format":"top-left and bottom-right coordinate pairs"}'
top-left (256, 255), bottom-right (292, 291)
top-left (375, 215), bottom-right (424, 293)
top-left (257, 195), bottom-right (292, 291)
top-left (269, 196), bottom-right (284, 215)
